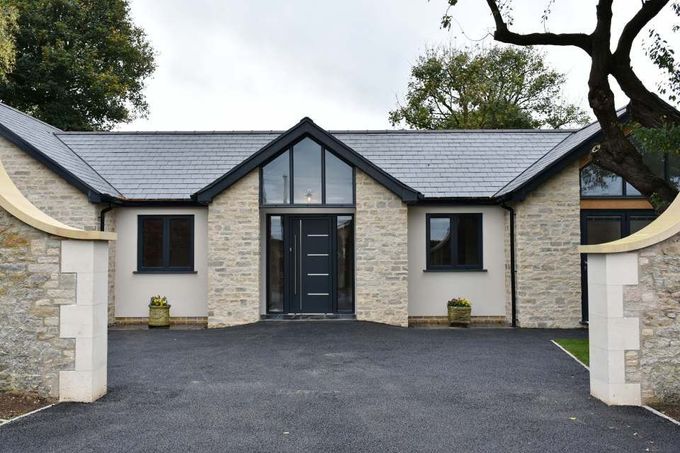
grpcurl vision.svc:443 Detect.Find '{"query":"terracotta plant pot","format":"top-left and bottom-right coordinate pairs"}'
top-left (148, 304), bottom-right (171, 328)
top-left (448, 306), bottom-right (471, 327)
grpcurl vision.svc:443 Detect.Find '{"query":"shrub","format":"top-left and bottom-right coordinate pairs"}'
top-left (447, 297), bottom-right (471, 308)
top-left (149, 295), bottom-right (168, 307)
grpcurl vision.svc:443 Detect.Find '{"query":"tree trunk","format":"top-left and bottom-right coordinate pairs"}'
top-left (611, 63), bottom-right (680, 128)
top-left (587, 1), bottom-right (678, 213)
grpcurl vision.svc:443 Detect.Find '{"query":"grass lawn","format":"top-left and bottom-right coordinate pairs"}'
top-left (554, 338), bottom-right (589, 366)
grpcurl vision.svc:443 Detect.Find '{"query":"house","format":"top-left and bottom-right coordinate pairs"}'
top-left (0, 102), bottom-right (673, 328)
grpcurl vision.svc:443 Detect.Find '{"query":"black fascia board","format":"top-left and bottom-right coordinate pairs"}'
top-left (497, 109), bottom-right (631, 203)
top-left (193, 118), bottom-right (422, 204)
top-left (0, 122), bottom-right (103, 199)
top-left (498, 132), bottom-right (602, 203)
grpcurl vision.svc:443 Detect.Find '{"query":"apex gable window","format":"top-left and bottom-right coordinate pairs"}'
top-left (261, 137), bottom-right (354, 206)
top-left (138, 215), bottom-right (194, 272)
top-left (426, 213), bottom-right (483, 271)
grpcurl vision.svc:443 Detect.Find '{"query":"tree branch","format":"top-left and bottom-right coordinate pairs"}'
top-left (485, 0), bottom-right (592, 53)
top-left (614, 0), bottom-right (670, 62)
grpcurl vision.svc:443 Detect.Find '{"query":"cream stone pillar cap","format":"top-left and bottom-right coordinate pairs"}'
top-left (0, 159), bottom-right (116, 241)
top-left (580, 195), bottom-right (680, 254)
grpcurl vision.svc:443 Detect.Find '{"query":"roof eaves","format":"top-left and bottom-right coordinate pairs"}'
top-left (0, 122), bottom-right (107, 201)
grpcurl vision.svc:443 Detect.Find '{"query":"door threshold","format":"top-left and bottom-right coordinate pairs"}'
top-left (261, 314), bottom-right (356, 321)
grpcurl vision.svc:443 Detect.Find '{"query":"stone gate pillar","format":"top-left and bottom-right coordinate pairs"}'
top-left (581, 197), bottom-right (680, 407)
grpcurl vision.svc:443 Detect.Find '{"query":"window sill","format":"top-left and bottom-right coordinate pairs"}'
top-left (423, 268), bottom-right (487, 273)
top-left (133, 270), bottom-right (197, 275)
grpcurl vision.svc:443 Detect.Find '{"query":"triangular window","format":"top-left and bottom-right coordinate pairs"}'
top-left (261, 137), bottom-right (354, 206)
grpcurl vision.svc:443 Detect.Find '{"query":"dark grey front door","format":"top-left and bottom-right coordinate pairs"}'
top-left (292, 217), bottom-right (333, 313)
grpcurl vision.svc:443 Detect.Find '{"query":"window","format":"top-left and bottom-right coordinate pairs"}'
top-left (261, 137), bottom-right (354, 206)
top-left (426, 214), bottom-right (482, 270)
top-left (138, 215), bottom-right (194, 272)
top-left (262, 151), bottom-right (290, 204)
top-left (267, 216), bottom-right (285, 313)
top-left (581, 150), bottom-right (680, 198)
top-left (581, 211), bottom-right (656, 245)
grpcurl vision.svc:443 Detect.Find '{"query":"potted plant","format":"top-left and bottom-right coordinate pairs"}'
top-left (148, 295), bottom-right (171, 328)
top-left (447, 297), bottom-right (472, 327)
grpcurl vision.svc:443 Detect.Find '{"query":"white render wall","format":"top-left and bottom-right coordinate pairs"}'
top-left (407, 205), bottom-right (508, 318)
top-left (114, 207), bottom-right (209, 318)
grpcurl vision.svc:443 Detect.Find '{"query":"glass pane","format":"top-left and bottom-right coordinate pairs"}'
top-left (268, 216), bottom-right (285, 312)
top-left (580, 164), bottom-right (623, 196)
top-left (337, 216), bottom-right (354, 312)
top-left (457, 215), bottom-right (481, 267)
top-left (168, 217), bottom-right (192, 268)
top-left (629, 216), bottom-right (655, 235)
top-left (325, 151), bottom-right (353, 204)
top-left (585, 216), bottom-right (623, 245)
top-left (668, 153), bottom-right (680, 189)
top-left (293, 138), bottom-right (322, 204)
top-left (625, 182), bottom-right (641, 197)
top-left (262, 151), bottom-right (290, 205)
top-left (141, 218), bottom-right (163, 268)
top-left (429, 217), bottom-right (452, 266)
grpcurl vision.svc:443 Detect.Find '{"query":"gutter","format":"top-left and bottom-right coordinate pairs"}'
top-left (501, 203), bottom-right (517, 327)
top-left (99, 203), bottom-right (114, 231)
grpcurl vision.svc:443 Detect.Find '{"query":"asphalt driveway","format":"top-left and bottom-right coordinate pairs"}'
top-left (1, 322), bottom-right (678, 452)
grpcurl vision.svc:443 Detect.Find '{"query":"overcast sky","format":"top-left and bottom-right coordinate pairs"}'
top-left (121, 0), bottom-right (677, 131)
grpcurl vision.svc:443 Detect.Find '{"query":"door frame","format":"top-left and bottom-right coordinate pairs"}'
top-left (579, 209), bottom-right (656, 323)
top-left (265, 213), bottom-right (355, 315)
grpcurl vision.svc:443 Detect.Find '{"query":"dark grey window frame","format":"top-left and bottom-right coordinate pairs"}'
top-left (425, 213), bottom-right (484, 272)
top-left (137, 215), bottom-right (195, 274)
top-left (259, 136), bottom-right (356, 207)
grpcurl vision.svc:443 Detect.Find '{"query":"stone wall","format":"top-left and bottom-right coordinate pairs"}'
top-left (0, 137), bottom-right (119, 324)
top-left (207, 170), bottom-right (261, 327)
top-left (0, 136), bottom-right (99, 230)
top-left (0, 207), bottom-right (75, 398)
top-left (355, 170), bottom-right (409, 327)
top-left (623, 236), bottom-right (680, 405)
top-left (512, 161), bottom-right (582, 328)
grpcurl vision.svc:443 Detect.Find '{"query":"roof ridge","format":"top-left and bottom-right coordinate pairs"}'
top-left (55, 128), bottom-right (577, 136)
top-left (53, 134), bottom-right (123, 198)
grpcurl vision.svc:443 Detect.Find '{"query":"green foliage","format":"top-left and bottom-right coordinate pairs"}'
top-left (0, 5), bottom-right (17, 80)
top-left (554, 338), bottom-right (589, 366)
top-left (631, 123), bottom-right (680, 156)
top-left (149, 295), bottom-right (168, 307)
top-left (447, 297), bottom-right (471, 308)
top-left (390, 46), bottom-right (589, 130)
top-left (645, 2), bottom-right (680, 104)
top-left (0, 0), bottom-right (156, 131)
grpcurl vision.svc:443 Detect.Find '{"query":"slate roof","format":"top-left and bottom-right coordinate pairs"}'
top-left (0, 101), bottom-right (614, 203)
top-left (0, 103), bottom-right (119, 197)
top-left (495, 107), bottom-right (628, 197)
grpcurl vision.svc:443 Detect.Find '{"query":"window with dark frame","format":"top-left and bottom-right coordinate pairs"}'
top-left (138, 215), bottom-right (194, 272)
top-left (261, 137), bottom-right (355, 206)
top-left (426, 213), bottom-right (483, 271)
top-left (580, 151), bottom-right (680, 198)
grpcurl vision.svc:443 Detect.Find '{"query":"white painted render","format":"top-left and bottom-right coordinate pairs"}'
top-left (114, 207), bottom-right (209, 318)
top-left (407, 205), bottom-right (508, 318)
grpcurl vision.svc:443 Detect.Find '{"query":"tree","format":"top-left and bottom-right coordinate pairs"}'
top-left (0, 0), bottom-right (156, 131)
top-left (0, 4), bottom-right (17, 80)
top-left (390, 45), bottom-right (588, 130)
top-left (441, 0), bottom-right (680, 212)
